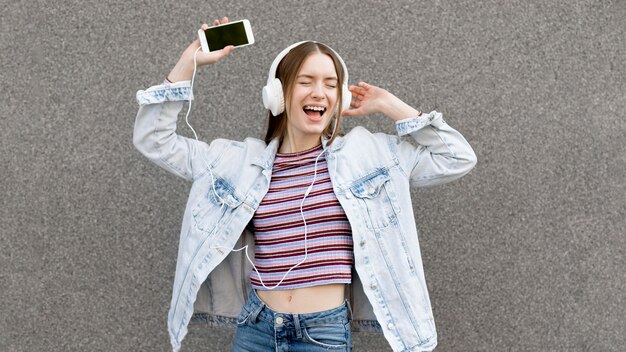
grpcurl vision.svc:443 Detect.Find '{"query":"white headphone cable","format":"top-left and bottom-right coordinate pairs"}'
top-left (182, 46), bottom-right (328, 290)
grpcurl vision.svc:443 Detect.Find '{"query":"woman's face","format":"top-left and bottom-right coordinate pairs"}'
top-left (285, 52), bottom-right (339, 145)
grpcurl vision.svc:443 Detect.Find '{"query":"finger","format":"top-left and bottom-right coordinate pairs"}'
top-left (342, 108), bottom-right (355, 117)
top-left (212, 45), bottom-right (235, 62)
top-left (201, 23), bottom-right (209, 30)
top-left (213, 19), bottom-right (220, 26)
top-left (349, 90), bottom-right (363, 101)
top-left (342, 107), bottom-right (363, 117)
top-left (349, 89), bottom-right (365, 101)
top-left (222, 16), bottom-right (229, 24)
top-left (222, 45), bottom-right (235, 56)
top-left (349, 85), bottom-right (367, 95)
top-left (357, 82), bottom-right (372, 91)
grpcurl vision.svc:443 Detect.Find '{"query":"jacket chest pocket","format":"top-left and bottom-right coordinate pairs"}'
top-left (192, 178), bottom-right (243, 234)
top-left (349, 171), bottom-right (400, 229)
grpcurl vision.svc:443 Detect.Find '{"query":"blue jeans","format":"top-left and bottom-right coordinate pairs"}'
top-left (232, 289), bottom-right (353, 351)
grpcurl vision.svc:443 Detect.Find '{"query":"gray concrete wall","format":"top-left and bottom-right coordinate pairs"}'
top-left (2, 0), bottom-right (624, 351)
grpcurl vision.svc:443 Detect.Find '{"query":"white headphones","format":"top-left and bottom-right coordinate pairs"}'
top-left (262, 41), bottom-right (351, 116)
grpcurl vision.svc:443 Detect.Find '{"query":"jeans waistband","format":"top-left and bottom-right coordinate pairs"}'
top-left (244, 289), bottom-right (352, 328)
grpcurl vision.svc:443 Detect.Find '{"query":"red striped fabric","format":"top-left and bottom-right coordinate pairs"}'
top-left (250, 144), bottom-right (354, 290)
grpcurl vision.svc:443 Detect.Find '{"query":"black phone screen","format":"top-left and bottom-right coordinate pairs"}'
top-left (204, 22), bottom-right (249, 51)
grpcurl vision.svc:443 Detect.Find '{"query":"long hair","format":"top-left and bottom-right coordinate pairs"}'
top-left (264, 42), bottom-right (346, 146)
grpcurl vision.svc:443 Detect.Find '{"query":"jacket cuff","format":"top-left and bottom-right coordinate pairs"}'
top-left (395, 111), bottom-right (444, 136)
top-left (136, 80), bottom-right (193, 106)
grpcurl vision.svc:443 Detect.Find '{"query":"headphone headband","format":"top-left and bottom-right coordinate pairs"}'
top-left (265, 41), bottom-right (349, 86)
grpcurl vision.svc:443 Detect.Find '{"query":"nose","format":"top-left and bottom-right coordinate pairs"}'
top-left (310, 82), bottom-right (324, 99)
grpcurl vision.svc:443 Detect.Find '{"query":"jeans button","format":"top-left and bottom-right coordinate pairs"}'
top-left (275, 316), bottom-right (284, 324)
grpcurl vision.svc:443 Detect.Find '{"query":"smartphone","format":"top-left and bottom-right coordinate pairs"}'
top-left (198, 19), bottom-right (254, 53)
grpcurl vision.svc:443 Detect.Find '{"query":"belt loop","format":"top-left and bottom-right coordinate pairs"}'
top-left (293, 314), bottom-right (303, 339)
top-left (248, 299), bottom-right (265, 324)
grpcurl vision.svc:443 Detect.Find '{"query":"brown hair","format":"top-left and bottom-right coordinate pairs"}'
top-left (264, 42), bottom-right (346, 146)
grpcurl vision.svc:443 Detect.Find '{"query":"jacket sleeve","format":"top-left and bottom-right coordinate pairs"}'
top-left (133, 80), bottom-right (220, 182)
top-left (392, 111), bottom-right (477, 188)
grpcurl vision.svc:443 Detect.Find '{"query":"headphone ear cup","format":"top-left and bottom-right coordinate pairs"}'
top-left (262, 78), bottom-right (285, 116)
top-left (341, 85), bottom-right (351, 112)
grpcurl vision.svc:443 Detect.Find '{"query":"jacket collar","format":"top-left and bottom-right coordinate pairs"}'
top-left (251, 138), bottom-right (280, 170)
top-left (322, 134), bottom-right (345, 153)
top-left (251, 134), bottom-right (345, 170)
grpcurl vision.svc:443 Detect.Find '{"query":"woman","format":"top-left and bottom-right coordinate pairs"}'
top-left (134, 17), bottom-right (476, 352)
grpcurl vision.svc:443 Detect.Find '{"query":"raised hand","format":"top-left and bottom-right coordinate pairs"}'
top-left (343, 82), bottom-right (388, 117)
top-left (343, 81), bottom-right (421, 121)
top-left (167, 17), bottom-right (235, 82)
top-left (193, 18), bottom-right (236, 65)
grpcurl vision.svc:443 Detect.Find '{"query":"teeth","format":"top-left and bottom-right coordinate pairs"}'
top-left (304, 106), bottom-right (326, 112)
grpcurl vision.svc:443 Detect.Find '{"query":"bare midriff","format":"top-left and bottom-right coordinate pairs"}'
top-left (256, 283), bottom-right (346, 314)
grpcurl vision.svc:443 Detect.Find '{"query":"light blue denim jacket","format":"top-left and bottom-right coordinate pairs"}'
top-left (134, 80), bottom-right (477, 352)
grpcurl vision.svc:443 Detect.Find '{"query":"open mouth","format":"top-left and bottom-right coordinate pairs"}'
top-left (303, 105), bottom-right (327, 119)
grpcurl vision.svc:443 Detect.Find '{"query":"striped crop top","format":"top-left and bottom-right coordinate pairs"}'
top-left (250, 144), bottom-right (354, 290)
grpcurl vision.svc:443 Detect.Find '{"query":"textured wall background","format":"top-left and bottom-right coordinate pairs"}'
top-left (2, 0), bottom-right (624, 351)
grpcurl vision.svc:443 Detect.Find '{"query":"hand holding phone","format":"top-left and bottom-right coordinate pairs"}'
top-left (167, 17), bottom-right (243, 82)
top-left (198, 19), bottom-right (255, 53)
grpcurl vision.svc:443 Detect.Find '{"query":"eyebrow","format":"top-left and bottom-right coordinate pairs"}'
top-left (297, 74), bottom-right (338, 81)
